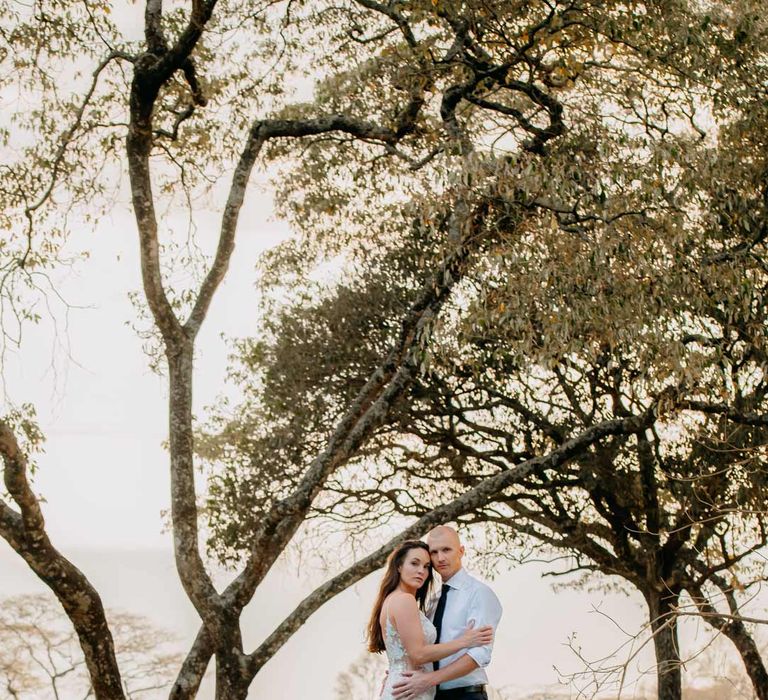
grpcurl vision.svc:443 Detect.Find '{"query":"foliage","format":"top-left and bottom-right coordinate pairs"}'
top-left (204, 0), bottom-right (768, 559)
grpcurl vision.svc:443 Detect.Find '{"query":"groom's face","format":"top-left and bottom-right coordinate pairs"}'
top-left (428, 529), bottom-right (464, 581)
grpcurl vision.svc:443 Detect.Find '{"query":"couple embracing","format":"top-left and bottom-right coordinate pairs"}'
top-left (367, 526), bottom-right (503, 700)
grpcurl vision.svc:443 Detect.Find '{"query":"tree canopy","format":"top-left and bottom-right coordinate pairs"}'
top-left (1, 1), bottom-right (768, 699)
top-left (200, 1), bottom-right (768, 698)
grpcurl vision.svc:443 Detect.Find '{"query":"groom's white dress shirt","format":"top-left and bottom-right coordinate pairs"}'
top-left (429, 567), bottom-right (503, 690)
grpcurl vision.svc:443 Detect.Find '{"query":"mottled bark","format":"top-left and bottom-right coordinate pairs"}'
top-left (167, 349), bottom-right (223, 622)
top-left (168, 626), bottom-right (212, 700)
top-left (212, 674), bottom-right (248, 700)
top-left (0, 421), bottom-right (125, 700)
top-left (211, 620), bottom-right (248, 700)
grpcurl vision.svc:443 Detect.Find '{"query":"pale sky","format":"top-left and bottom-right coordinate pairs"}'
top-left (2, 186), bottom-right (286, 550)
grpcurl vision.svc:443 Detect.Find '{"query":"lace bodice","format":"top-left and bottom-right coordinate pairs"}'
top-left (380, 611), bottom-right (436, 700)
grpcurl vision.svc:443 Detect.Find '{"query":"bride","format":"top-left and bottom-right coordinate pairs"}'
top-left (366, 540), bottom-right (493, 700)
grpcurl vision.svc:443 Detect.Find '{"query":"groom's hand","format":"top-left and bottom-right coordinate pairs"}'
top-left (392, 670), bottom-right (433, 699)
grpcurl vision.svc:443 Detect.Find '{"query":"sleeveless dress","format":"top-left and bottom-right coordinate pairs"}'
top-left (380, 611), bottom-right (437, 700)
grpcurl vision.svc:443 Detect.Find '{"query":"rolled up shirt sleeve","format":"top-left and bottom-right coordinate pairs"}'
top-left (464, 584), bottom-right (503, 668)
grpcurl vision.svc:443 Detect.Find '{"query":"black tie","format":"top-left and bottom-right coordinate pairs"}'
top-left (432, 584), bottom-right (451, 670)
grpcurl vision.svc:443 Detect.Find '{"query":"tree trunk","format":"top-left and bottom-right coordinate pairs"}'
top-left (214, 649), bottom-right (249, 700)
top-left (723, 620), bottom-right (768, 700)
top-left (646, 590), bottom-right (682, 700)
top-left (21, 545), bottom-right (126, 700)
top-left (691, 581), bottom-right (768, 700)
top-left (169, 626), bottom-right (213, 699)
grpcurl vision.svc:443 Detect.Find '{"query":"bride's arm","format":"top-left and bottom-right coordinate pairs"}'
top-left (388, 595), bottom-right (492, 666)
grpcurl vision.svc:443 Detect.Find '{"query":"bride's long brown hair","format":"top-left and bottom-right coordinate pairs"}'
top-left (366, 540), bottom-right (434, 653)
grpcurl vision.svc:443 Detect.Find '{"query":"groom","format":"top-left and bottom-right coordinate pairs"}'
top-left (393, 525), bottom-right (503, 700)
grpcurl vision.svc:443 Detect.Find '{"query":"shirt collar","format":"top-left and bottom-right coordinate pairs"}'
top-left (441, 567), bottom-right (470, 591)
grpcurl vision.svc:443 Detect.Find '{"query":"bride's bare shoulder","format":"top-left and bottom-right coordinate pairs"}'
top-left (385, 591), bottom-right (418, 614)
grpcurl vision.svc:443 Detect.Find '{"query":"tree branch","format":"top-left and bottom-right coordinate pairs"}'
top-left (184, 132), bottom-right (265, 335)
top-left (168, 626), bottom-right (212, 700)
top-left (0, 421), bottom-right (44, 534)
top-left (0, 421), bottom-right (125, 699)
top-left (144, 0), bottom-right (167, 54)
top-left (679, 400), bottom-right (768, 426)
top-left (243, 409), bottom-right (657, 677)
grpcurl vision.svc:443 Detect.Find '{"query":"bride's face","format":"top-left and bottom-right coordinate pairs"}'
top-left (398, 548), bottom-right (431, 591)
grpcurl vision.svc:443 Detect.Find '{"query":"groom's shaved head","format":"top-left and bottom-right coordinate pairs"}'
top-left (428, 525), bottom-right (461, 545)
top-left (427, 525), bottom-right (464, 580)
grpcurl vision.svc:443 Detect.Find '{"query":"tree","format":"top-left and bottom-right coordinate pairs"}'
top-left (1, 0), bottom-right (605, 696)
top-left (1, 1), bottom-right (766, 700)
top-left (0, 593), bottom-right (183, 699)
top-left (201, 2), bottom-right (768, 699)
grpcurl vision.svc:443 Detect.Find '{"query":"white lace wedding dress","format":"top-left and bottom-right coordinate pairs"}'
top-left (380, 612), bottom-right (437, 700)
